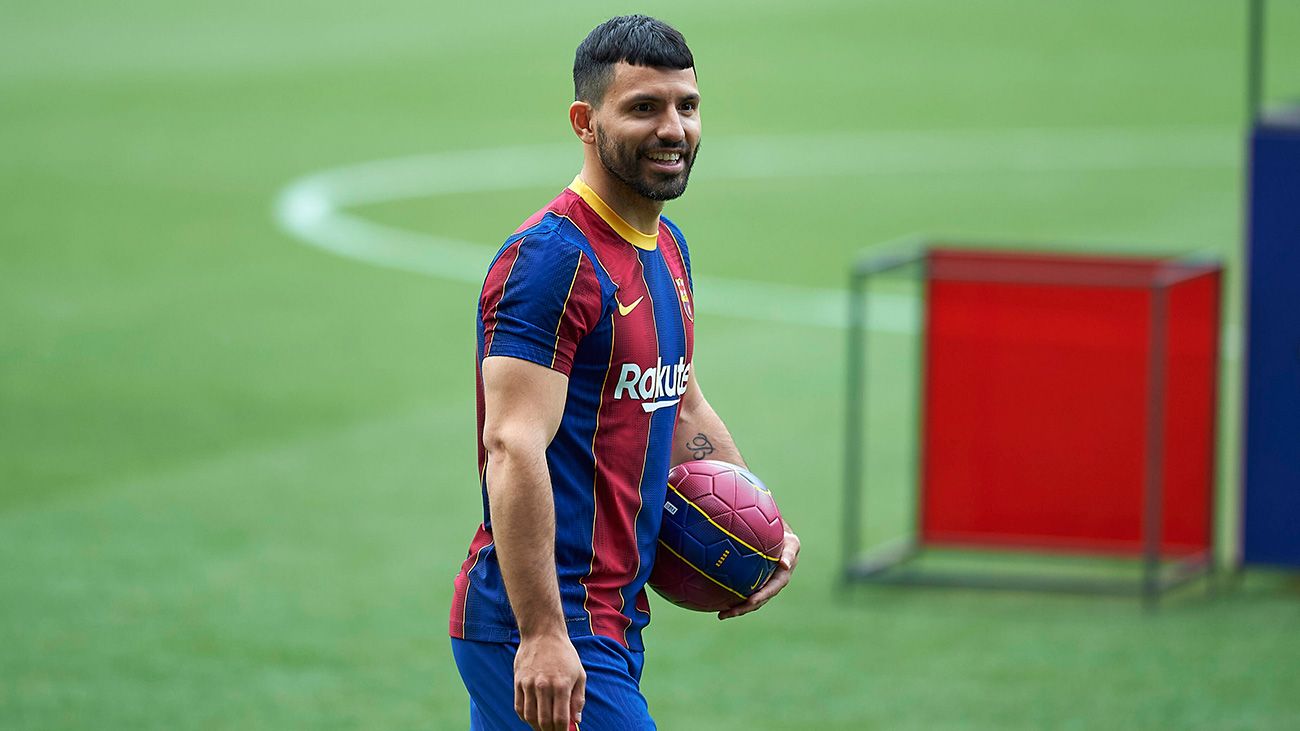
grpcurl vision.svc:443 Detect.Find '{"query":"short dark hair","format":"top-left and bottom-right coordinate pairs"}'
top-left (573, 15), bottom-right (694, 105)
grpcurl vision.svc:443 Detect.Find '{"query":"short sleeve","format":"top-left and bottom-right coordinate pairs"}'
top-left (480, 235), bottom-right (604, 375)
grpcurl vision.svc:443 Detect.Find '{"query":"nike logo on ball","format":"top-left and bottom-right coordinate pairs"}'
top-left (617, 296), bottom-right (644, 317)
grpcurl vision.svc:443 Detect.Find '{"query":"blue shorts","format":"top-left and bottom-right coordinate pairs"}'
top-left (450, 635), bottom-right (656, 730)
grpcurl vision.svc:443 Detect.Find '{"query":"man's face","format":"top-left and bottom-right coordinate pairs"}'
top-left (592, 62), bottom-right (701, 201)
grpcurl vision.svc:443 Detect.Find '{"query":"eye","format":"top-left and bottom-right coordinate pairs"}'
top-left (633, 102), bottom-right (654, 113)
top-left (679, 101), bottom-right (697, 113)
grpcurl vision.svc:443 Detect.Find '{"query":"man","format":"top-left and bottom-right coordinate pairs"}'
top-left (449, 15), bottom-right (800, 731)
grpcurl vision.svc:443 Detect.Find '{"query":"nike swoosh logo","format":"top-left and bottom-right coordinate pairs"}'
top-left (617, 296), bottom-right (645, 317)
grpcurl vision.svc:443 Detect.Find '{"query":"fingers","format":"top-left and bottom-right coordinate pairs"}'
top-left (546, 680), bottom-right (570, 731)
top-left (521, 681), bottom-right (559, 731)
top-left (517, 673), bottom-right (584, 731)
top-left (751, 566), bottom-right (792, 605)
top-left (570, 671), bottom-right (586, 728)
top-left (717, 597), bottom-right (759, 620)
top-left (513, 636), bottom-right (585, 730)
top-left (717, 567), bottom-right (788, 619)
top-left (780, 527), bottom-right (801, 571)
top-left (780, 541), bottom-right (800, 572)
top-left (717, 528), bottom-right (800, 621)
top-left (535, 678), bottom-right (555, 730)
top-left (553, 671), bottom-right (586, 731)
top-left (517, 678), bottom-right (538, 728)
top-left (515, 679), bottom-right (526, 724)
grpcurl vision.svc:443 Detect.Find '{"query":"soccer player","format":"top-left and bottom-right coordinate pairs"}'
top-left (449, 15), bottom-right (800, 731)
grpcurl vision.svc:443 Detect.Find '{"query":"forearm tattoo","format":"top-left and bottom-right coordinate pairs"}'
top-left (686, 433), bottom-right (715, 460)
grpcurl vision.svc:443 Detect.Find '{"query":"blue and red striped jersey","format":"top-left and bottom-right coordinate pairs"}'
top-left (450, 176), bottom-right (695, 651)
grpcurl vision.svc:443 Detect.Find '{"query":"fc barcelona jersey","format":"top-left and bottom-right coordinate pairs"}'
top-left (450, 176), bottom-right (695, 651)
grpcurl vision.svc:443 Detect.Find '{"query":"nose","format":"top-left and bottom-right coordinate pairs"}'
top-left (657, 108), bottom-right (686, 145)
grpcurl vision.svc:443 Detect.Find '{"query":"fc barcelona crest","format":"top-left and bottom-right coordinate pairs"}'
top-left (675, 277), bottom-right (693, 321)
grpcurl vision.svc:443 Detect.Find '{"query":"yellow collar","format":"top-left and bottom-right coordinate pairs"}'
top-left (568, 176), bottom-right (659, 251)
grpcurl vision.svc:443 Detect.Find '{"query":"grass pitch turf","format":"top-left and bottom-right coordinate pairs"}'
top-left (3, 1), bottom-right (1300, 728)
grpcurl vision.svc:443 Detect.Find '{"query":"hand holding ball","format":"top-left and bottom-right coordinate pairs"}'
top-left (649, 460), bottom-right (785, 611)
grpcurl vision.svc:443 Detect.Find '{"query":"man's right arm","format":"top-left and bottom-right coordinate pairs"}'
top-left (481, 355), bottom-right (585, 731)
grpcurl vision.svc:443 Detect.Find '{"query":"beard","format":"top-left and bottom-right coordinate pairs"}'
top-left (594, 125), bottom-right (698, 201)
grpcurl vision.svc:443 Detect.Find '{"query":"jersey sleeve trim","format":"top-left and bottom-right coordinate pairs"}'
top-left (481, 237), bottom-right (525, 358)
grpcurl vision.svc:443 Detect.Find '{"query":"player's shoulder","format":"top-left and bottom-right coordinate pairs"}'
top-left (497, 214), bottom-right (603, 269)
top-left (486, 212), bottom-right (615, 293)
top-left (659, 215), bottom-right (693, 282)
top-left (659, 215), bottom-right (689, 248)
top-left (506, 188), bottom-right (596, 251)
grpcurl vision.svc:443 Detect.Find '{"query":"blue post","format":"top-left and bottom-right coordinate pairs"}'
top-left (1242, 108), bottom-right (1300, 569)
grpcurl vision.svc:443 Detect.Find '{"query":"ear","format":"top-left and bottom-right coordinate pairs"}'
top-left (569, 101), bottom-right (596, 144)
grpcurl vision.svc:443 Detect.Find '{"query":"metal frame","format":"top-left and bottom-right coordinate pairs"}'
top-left (1248, 0), bottom-right (1265, 122)
top-left (841, 243), bottom-right (1223, 607)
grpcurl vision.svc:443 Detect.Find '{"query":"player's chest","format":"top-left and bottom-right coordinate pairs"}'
top-left (605, 248), bottom-right (692, 356)
top-left (596, 250), bottom-right (693, 414)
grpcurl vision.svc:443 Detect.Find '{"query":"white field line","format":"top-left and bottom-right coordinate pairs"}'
top-left (273, 126), bottom-right (1236, 339)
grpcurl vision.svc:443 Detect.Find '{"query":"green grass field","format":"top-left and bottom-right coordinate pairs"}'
top-left (4, 1), bottom-right (1300, 728)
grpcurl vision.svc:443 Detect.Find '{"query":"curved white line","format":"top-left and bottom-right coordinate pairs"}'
top-left (273, 126), bottom-right (1235, 333)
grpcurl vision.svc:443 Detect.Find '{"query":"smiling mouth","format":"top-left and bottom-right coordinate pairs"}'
top-left (643, 150), bottom-right (686, 173)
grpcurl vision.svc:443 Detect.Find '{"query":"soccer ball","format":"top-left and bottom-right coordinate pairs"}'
top-left (649, 460), bottom-right (785, 611)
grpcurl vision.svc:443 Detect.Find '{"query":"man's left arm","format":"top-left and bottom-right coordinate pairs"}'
top-left (672, 372), bottom-right (801, 620)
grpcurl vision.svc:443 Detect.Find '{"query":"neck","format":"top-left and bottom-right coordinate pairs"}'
top-left (578, 160), bottom-right (665, 235)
